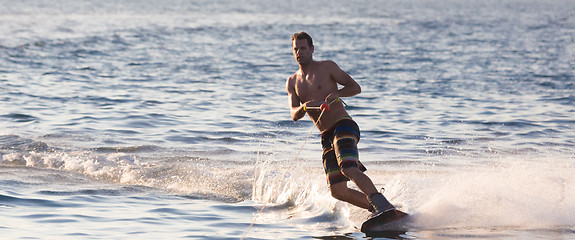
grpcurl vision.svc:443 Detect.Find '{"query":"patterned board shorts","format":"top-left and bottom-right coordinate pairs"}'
top-left (321, 118), bottom-right (367, 185)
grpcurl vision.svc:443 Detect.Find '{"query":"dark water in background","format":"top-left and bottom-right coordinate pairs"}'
top-left (1, 0), bottom-right (574, 239)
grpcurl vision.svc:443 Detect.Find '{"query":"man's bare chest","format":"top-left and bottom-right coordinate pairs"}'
top-left (294, 74), bottom-right (336, 101)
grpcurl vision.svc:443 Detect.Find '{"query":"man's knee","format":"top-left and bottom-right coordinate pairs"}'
top-left (329, 182), bottom-right (348, 200)
top-left (341, 166), bottom-right (362, 179)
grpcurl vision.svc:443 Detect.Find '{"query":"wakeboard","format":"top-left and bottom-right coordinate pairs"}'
top-left (360, 209), bottom-right (410, 236)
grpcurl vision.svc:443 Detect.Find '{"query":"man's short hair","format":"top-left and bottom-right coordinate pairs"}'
top-left (291, 31), bottom-right (313, 47)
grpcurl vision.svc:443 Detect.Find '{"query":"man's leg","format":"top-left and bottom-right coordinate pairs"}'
top-left (329, 181), bottom-right (371, 210)
top-left (331, 120), bottom-right (395, 215)
top-left (342, 167), bottom-right (395, 214)
top-left (341, 167), bottom-right (378, 196)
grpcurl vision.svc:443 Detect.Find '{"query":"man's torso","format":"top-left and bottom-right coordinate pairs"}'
top-left (290, 61), bottom-right (350, 132)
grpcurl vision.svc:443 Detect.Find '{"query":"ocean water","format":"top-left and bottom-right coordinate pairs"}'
top-left (1, 0), bottom-right (574, 239)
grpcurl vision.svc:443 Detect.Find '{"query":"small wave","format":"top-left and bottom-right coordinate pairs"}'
top-left (83, 96), bottom-right (136, 106)
top-left (39, 189), bottom-right (121, 197)
top-left (465, 120), bottom-right (542, 128)
top-left (35, 186), bottom-right (150, 197)
top-left (93, 145), bottom-right (160, 153)
top-left (0, 192), bottom-right (76, 208)
top-left (542, 95), bottom-right (575, 105)
top-left (0, 135), bottom-right (49, 151)
top-left (0, 113), bottom-right (39, 123)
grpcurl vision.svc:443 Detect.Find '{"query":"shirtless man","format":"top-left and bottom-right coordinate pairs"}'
top-left (286, 31), bottom-right (395, 217)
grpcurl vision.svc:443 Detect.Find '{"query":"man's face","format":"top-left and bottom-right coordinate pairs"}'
top-left (292, 39), bottom-right (314, 65)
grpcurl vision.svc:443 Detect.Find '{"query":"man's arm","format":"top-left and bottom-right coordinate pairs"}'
top-left (286, 77), bottom-right (306, 121)
top-left (325, 61), bottom-right (361, 103)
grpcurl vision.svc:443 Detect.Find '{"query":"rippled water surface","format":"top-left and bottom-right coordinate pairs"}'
top-left (1, 0), bottom-right (574, 239)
